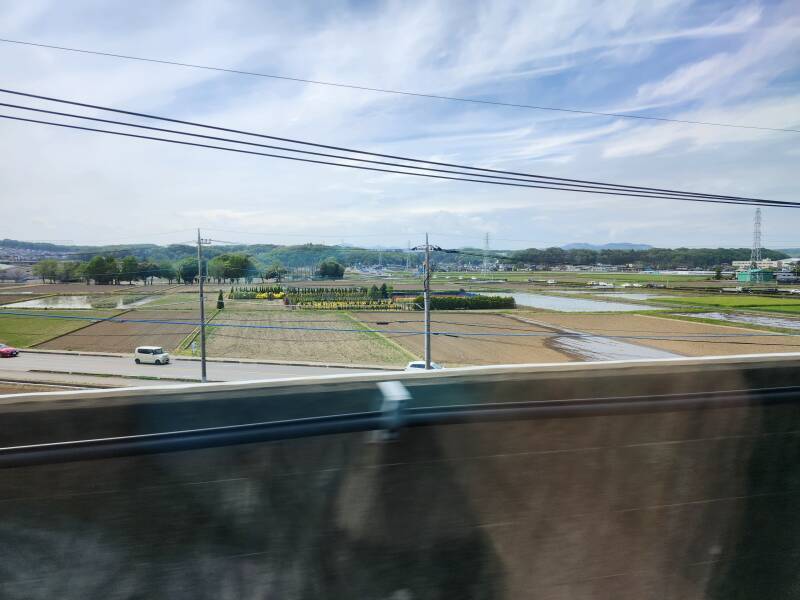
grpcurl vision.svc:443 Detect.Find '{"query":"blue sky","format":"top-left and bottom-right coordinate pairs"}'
top-left (0, 0), bottom-right (798, 249)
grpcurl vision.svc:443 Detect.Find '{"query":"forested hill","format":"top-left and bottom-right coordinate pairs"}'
top-left (510, 247), bottom-right (789, 269)
top-left (0, 239), bottom-right (791, 269)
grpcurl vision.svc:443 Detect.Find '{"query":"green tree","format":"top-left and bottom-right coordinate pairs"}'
top-left (158, 261), bottom-right (177, 284)
top-left (120, 256), bottom-right (139, 284)
top-left (224, 254), bottom-right (257, 282)
top-left (316, 257), bottom-right (344, 279)
top-left (714, 266), bottom-right (723, 280)
top-left (208, 256), bottom-right (227, 283)
top-left (139, 261), bottom-right (161, 285)
top-left (32, 259), bottom-right (59, 283)
top-left (217, 290), bottom-right (225, 309)
top-left (57, 261), bottom-right (82, 282)
top-left (84, 256), bottom-right (118, 285)
top-left (178, 258), bottom-right (199, 284)
top-left (379, 283), bottom-right (389, 299)
top-left (264, 261), bottom-right (288, 282)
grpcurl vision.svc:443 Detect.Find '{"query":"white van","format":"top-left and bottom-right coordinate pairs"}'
top-left (405, 361), bottom-right (443, 371)
top-left (134, 346), bottom-right (170, 365)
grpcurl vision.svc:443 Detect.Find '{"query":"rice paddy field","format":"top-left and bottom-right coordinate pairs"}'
top-left (354, 311), bottom-right (571, 367)
top-left (0, 309), bottom-right (121, 347)
top-left (656, 295), bottom-right (800, 314)
top-left (204, 309), bottom-right (415, 366)
top-left (526, 312), bottom-right (800, 357)
top-left (36, 310), bottom-right (200, 353)
top-left (0, 294), bottom-right (47, 306)
top-left (1, 278), bottom-right (799, 367)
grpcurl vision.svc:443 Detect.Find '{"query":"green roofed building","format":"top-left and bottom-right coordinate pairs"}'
top-left (737, 269), bottom-right (775, 283)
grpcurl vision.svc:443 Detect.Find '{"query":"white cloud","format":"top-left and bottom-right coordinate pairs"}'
top-left (636, 15), bottom-right (800, 104)
top-left (0, 0), bottom-right (797, 249)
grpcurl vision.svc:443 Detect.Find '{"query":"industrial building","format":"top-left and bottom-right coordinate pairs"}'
top-left (736, 268), bottom-right (775, 283)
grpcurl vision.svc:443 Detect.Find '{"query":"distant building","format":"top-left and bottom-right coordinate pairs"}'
top-left (732, 259), bottom-right (784, 270)
top-left (736, 269), bottom-right (775, 283)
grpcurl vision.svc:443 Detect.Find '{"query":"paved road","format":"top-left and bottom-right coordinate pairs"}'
top-left (0, 352), bottom-right (385, 384)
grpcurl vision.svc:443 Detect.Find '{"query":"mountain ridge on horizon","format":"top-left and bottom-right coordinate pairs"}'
top-left (561, 242), bottom-right (653, 251)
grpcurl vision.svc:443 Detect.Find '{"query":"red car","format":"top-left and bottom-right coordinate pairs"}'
top-left (0, 343), bottom-right (19, 358)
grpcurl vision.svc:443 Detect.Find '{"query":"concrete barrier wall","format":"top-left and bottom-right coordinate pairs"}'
top-left (2, 355), bottom-right (800, 599)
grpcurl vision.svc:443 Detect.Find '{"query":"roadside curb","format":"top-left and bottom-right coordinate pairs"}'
top-left (18, 348), bottom-right (398, 370)
top-left (0, 376), bottom-right (113, 389)
top-left (22, 349), bottom-right (127, 358)
top-left (29, 369), bottom-right (203, 384)
top-left (175, 356), bottom-right (399, 370)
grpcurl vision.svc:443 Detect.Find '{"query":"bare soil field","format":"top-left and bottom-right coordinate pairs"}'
top-left (526, 312), bottom-right (800, 357)
top-left (205, 309), bottom-right (413, 365)
top-left (38, 310), bottom-right (199, 353)
top-left (354, 311), bottom-right (571, 367)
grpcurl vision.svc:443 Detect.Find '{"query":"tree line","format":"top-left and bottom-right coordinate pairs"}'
top-left (509, 247), bottom-right (790, 269)
top-left (31, 253), bottom-right (347, 284)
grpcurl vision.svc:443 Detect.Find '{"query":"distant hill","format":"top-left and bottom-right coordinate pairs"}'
top-left (778, 248), bottom-right (800, 257)
top-left (562, 243), bottom-right (653, 251)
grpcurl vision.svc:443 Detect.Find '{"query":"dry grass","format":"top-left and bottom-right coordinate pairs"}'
top-left (354, 311), bottom-right (572, 367)
top-left (527, 312), bottom-right (800, 357)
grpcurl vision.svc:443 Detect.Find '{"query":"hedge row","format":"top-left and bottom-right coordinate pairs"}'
top-left (412, 295), bottom-right (516, 310)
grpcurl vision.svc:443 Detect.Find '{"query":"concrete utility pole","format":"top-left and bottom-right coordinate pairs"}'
top-left (424, 233), bottom-right (431, 369)
top-left (197, 229), bottom-right (210, 383)
top-left (411, 235), bottom-right (440, 369)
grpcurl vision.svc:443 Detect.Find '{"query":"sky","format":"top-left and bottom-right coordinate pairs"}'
top-left (0, 0), bottom-right (798, 250)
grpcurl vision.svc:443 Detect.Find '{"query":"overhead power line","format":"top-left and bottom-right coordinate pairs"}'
top-left (0, 90), bottom-right (796, 209)
top-left (0, 38), bottom-right (797, 134)
top-left (0, 88), bottom-right (789, 206)
top-left (0, 100), bottom-right (784, 205)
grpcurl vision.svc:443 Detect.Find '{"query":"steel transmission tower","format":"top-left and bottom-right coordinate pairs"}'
top-left (750, 207), bottom-right (762, 268)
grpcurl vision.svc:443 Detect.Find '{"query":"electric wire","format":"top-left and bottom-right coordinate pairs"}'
top-left (0, 101), bottom-right (779, 204)
top-left (2, 112), bottom-right (795, 210)
top-left (0, 88), bottom-right (794, 207)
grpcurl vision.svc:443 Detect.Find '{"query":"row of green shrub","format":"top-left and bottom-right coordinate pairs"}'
top-left (412, 295), bottom-right (516, 310)
top-left (229, 285), bottom-right (283, 299)
top-left (287, 286), bottom-right (377, 304)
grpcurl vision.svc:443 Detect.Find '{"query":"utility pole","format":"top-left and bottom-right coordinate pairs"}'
top-left (411, 235), bottom-right (441, 369)
top-left (424, 233), bottom-right (431, 369)
top-left (483, 232), bottom-right (490, 280)
top-left (197, 229), bottom-right (210, 383)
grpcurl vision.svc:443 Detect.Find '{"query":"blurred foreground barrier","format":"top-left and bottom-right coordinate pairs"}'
top-left (1, 354), bottom-right (800, 599)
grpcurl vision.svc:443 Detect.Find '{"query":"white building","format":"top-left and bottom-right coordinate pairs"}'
top-left (732, 259), bottom-right (785, 271)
